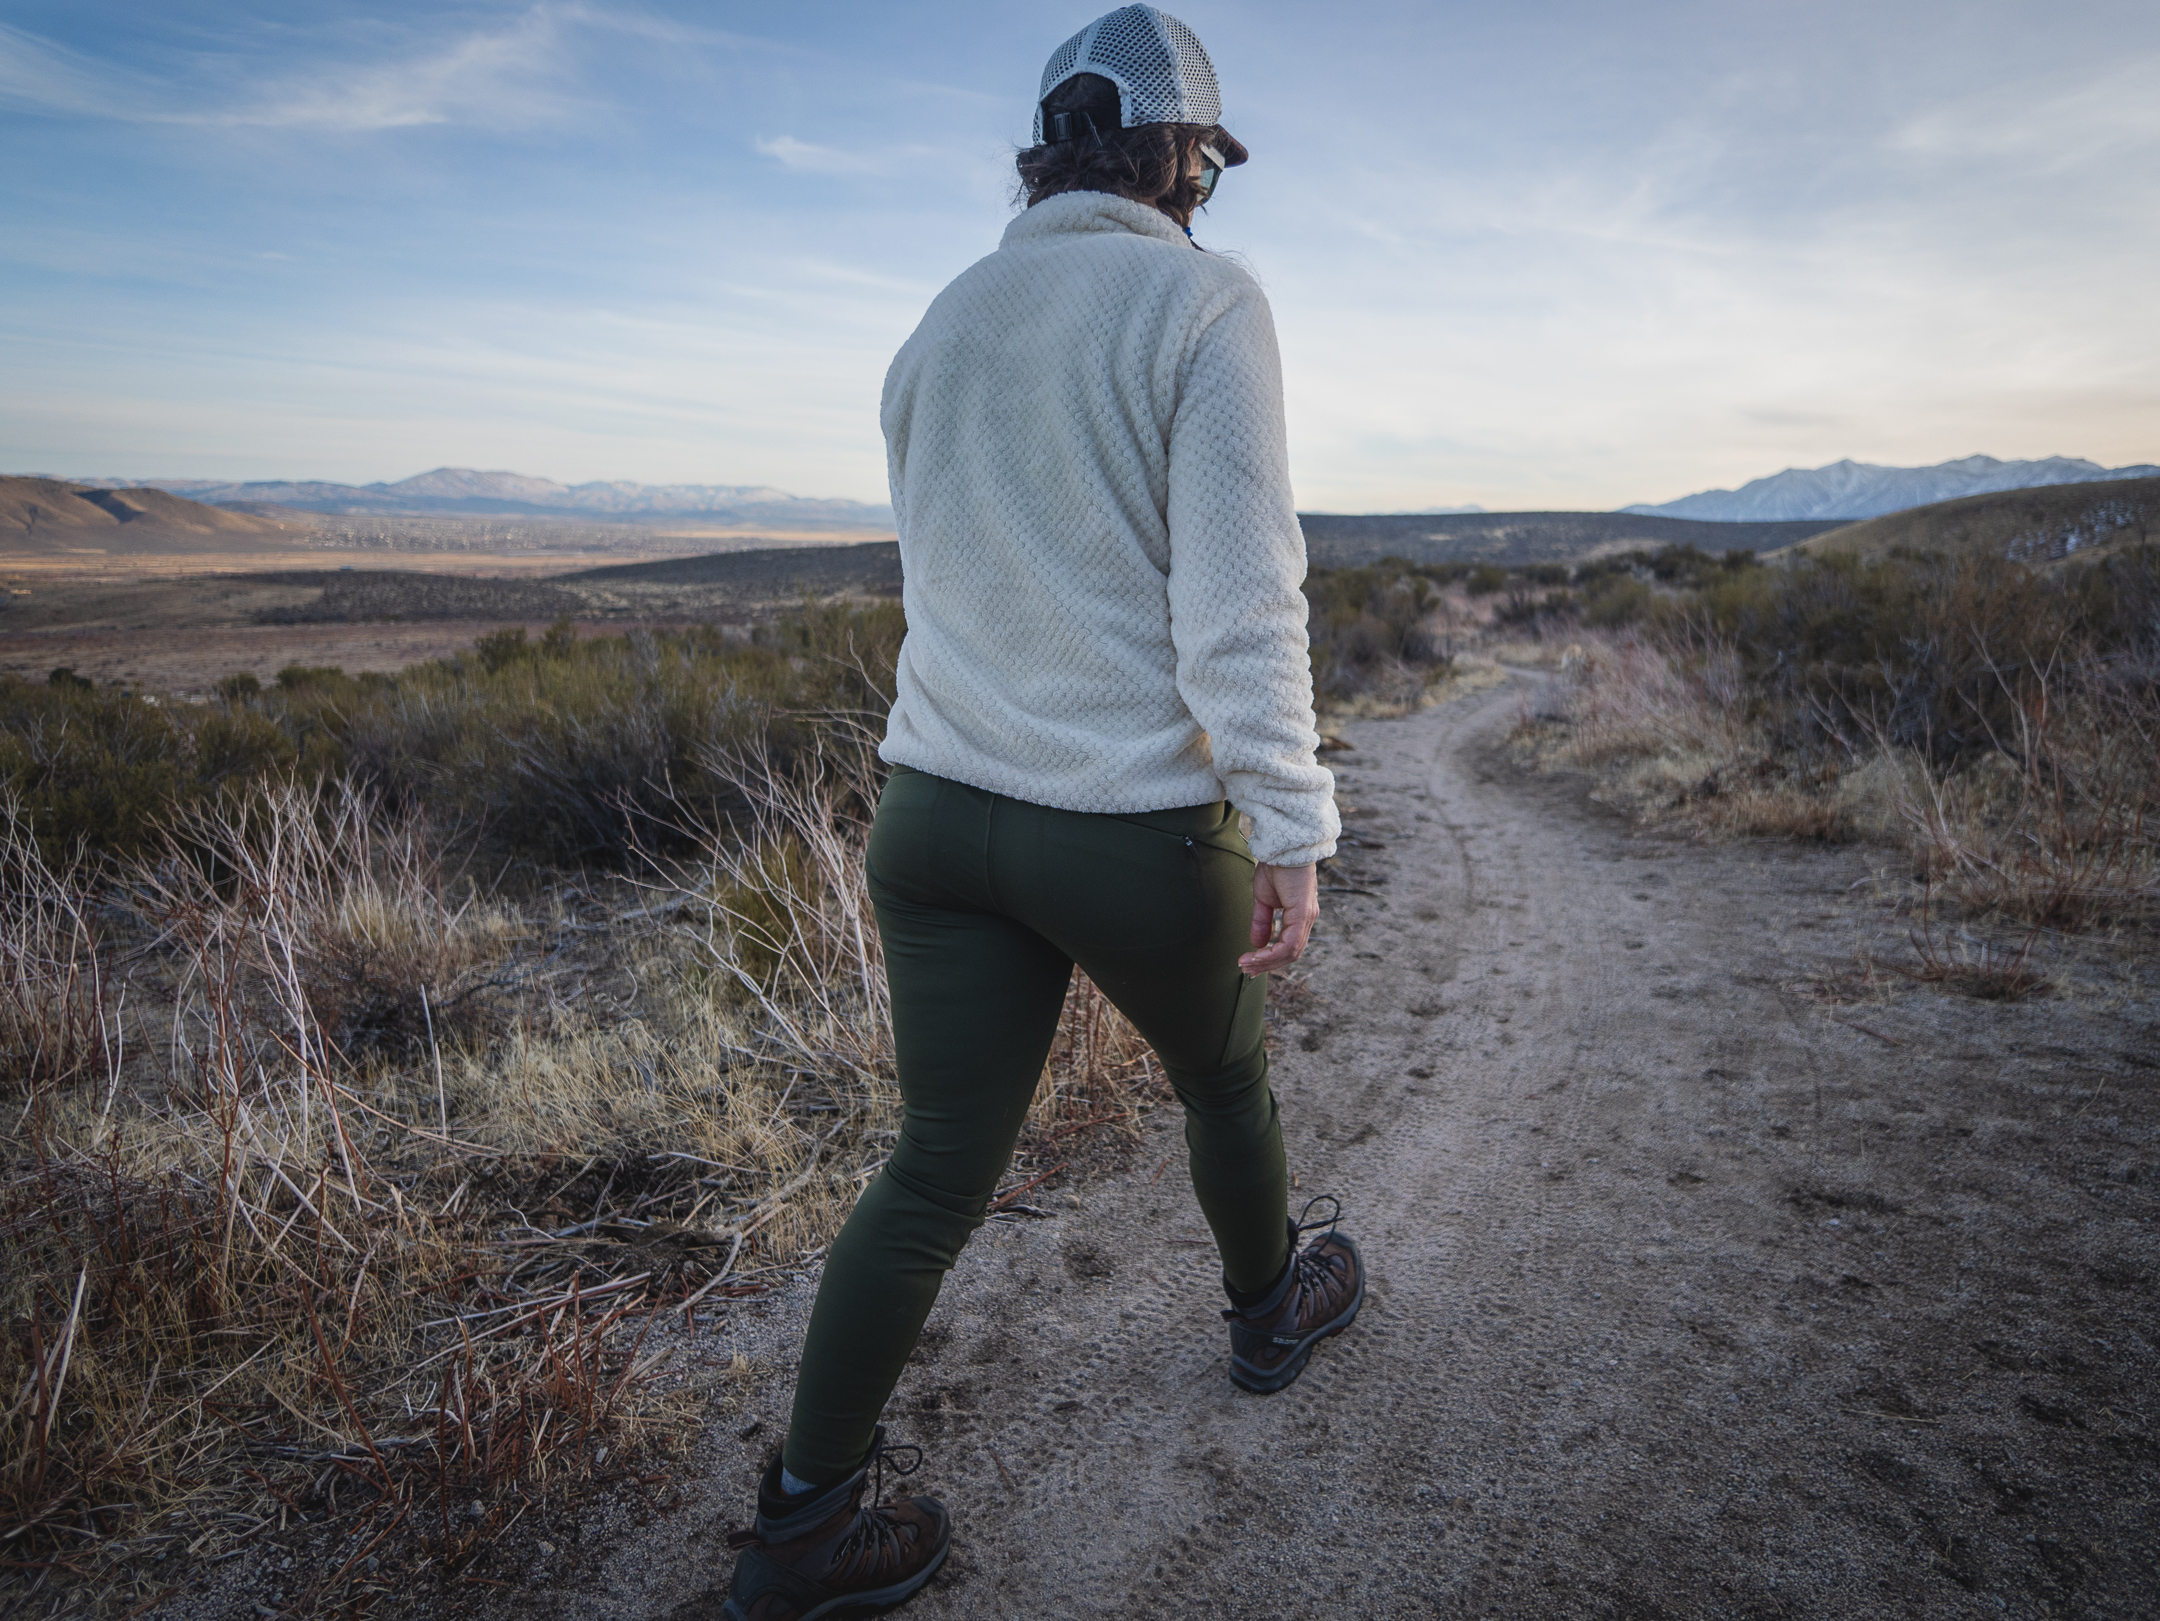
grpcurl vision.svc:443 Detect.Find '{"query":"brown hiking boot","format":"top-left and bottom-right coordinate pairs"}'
top-left (1221, 1198), bottom-right (1365, 1394)
top-left (721, 1428), bottom-right (949, 1621)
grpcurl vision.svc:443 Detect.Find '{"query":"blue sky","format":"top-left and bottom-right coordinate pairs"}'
top-left (3, 0), bottom-right (2155, 510)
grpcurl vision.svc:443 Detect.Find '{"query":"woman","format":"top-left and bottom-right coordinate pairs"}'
top-left (722, 10), bottom-right (1362, 1617)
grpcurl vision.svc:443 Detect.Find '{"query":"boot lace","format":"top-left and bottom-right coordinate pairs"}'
top-left (1294, 1194), bottom-right (1341, 1239)
top-left (828, 1439), bottom-right (925, 1582)
top-left (1286, 1195), bottom-right (1349, 1316)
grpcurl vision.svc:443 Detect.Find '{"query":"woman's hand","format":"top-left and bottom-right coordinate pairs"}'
top-left (1239, 862), bottom-right (1319, 975)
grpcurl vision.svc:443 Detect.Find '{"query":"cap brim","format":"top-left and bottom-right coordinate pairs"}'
top-left (1215, 129), bottom-right (1249, 167)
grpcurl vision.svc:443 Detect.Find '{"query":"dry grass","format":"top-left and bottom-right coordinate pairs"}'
top-left (1893, 890), bottom-right (2052, 1001)
top-left (1511, 632), bottom-right (1853, 844)
top-left (2, 740), bottom-right (1170, 1610)
top-left (0, 789), bottom-right (811, 1613)
top-left (1885, 668), bottom-right (2160, 930)
top-left (0, 802), bottom-right (109, 1098)
top-left (2, 803), bottom-right (655, 1612)
top-left (660, 731), bottom-right (1162, 1147)
top-left (1517, 620), bottom-right (2157, 996)
top-left (139, 782), bottom-right (520, 1061)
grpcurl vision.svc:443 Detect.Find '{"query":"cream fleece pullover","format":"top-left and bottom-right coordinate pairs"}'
top-left (877, 190), bottom-right (1338, 866)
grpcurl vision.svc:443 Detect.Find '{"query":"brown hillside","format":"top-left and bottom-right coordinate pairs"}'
top-left (1788, 474), bottom-right (2160, 564)
top-left (0, 476), bottom-right (295, 543)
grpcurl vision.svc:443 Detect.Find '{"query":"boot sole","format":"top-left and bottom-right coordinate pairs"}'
top-left (1228, 1237), bottom-right (1366, 1395)
top-left (719, 1532), bottom-right (949, 1621)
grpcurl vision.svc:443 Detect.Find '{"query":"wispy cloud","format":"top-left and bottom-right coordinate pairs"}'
top-left (0, 23), bottom-right (157, 120)
top-left (753, 133), bottom-right (1005, 199)
top-left (0, 6), bottom-right (608, 132)
top-left (754, 136), bottom-right (886, 175)
top-left (241, 10), bottom-right (580, 131)
top-left (1890, 58), bottom-right (2160, 170)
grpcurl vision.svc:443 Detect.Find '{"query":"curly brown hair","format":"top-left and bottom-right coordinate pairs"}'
top-left (1015, 72), bottom-right (1225, 229)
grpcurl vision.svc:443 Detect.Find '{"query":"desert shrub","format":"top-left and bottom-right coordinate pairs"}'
top-left (474, 617), bottom-right (580, 674)
top-left (1518, 563), bottom-right (1570, 586)
top-left (1582, 573), bottom-right (1653, 627)
top-left (137, 780), bottom-right (511, 1058)
top-left (1465, 564), bottom-right (1509, 596)
top-left (1645, 543), bottom-right (1716, 584)
top-left (0, 820), bottom-right (694, 1588)
top-left (1535, 544), bottom-right (2159, 925)
top-left (1681, 545), bottom-right (2159, 770)
top-left (0, 601), bottom-right (908, 867)
top-left (193, 704), bottom-right (299, 785)
top-left (0, 679), bottom-right (195, 861)
top-left (334, 604), bottom-right (905, 864)
top-left (274, 662), bottom-right (347, 691)
top-left (1304, 566), bottom-right (1453, 704)
top-left (1494, 587), bottom-right (1548, 626)
top-left (1573, 551), bottom-right (1649, 584)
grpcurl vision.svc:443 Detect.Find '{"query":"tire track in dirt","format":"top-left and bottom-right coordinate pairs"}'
top-left (573, 673), bottom-right (2157, 1621)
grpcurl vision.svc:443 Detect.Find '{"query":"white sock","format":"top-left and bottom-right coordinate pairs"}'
top-left (779, 1465), bottom-right (818, 1497)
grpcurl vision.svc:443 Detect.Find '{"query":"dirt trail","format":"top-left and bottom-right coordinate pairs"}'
top-left (549, 674), bottom-right (2153, 1620)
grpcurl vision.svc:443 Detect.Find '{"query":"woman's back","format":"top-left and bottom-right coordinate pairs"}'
top-left (880, 188), bottom-right (1334, 867)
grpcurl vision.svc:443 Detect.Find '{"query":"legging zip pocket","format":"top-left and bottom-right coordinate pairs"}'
top-left (1108, 813), bottom-right (1256, 866)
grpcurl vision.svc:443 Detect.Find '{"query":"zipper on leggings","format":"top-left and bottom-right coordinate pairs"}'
top-left (1108, 814), bottom-right (1255, 865)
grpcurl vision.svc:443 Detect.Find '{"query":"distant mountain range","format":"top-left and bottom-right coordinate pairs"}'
top-left (59, 467), bottom-right (895, 529)
top-left (1624, 455), bottom-right (2160, 522)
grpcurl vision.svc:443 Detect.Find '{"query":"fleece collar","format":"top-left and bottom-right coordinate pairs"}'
top-left (1002, 189), bottom-right (1190, 252)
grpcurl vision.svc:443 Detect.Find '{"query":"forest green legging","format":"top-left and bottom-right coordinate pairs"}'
top-left (781, 764), bottom-right (1293, 1484)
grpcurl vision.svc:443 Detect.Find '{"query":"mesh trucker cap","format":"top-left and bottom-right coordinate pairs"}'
top-left (1033, 5), bottom-right (1248, 163)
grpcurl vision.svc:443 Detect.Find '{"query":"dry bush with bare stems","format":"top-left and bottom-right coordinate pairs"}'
top-left (137, 780), bottom-right (519, 1062)
top-left (668, 734), bottom-right (898, 1101)
top-left (1513, 632), bottom-right (1854, 843)
top-left (0, 801), bottom-right (110, 1099)
top-left (1884, 664), bottom-right (2160, 931)
top-left (1514, 550), bottom-right (2159, 998)
top-left (660, 731), bottom-right (1163, 1148)
top-left (1888, 883), bottom-right (2053, 1001)
top-left (1029, 970), bottom-right (1163, 1142)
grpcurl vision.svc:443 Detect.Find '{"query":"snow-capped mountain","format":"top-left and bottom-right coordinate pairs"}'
top-left (62, 468), bottom-right (894, 527)
top-left (1623, 455), bottom-right (2160, 522)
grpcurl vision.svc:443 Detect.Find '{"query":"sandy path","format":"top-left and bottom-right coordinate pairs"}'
top-left (530, 674), bottom-right (2153, 1620)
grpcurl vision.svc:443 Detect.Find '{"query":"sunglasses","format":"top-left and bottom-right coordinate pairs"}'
top-left (1195, 142), bottom-right (1228, 202)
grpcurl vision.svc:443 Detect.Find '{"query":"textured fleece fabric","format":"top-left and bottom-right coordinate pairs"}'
top-left (877, 190), bottom-right (1338, 867)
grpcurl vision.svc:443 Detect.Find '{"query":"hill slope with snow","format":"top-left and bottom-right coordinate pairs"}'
top-left (1625, 455), bottom-right (2160, 521)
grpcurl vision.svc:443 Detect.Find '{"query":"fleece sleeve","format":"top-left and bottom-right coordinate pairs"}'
top-left (1162, 282), bottom-right (1340, 867)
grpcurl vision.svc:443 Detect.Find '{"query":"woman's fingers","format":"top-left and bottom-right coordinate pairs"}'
top-left (1238, 862), bottom-right (1319, 974)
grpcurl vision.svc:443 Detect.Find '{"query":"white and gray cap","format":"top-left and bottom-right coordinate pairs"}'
top-left (1032, 5), bottom-right (1247, 162)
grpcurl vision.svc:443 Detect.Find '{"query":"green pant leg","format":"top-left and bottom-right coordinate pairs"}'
top-left (993, 798), bottom-right (1293, 1294)
top-left (781, 773), bottom-right (1072, 1485)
